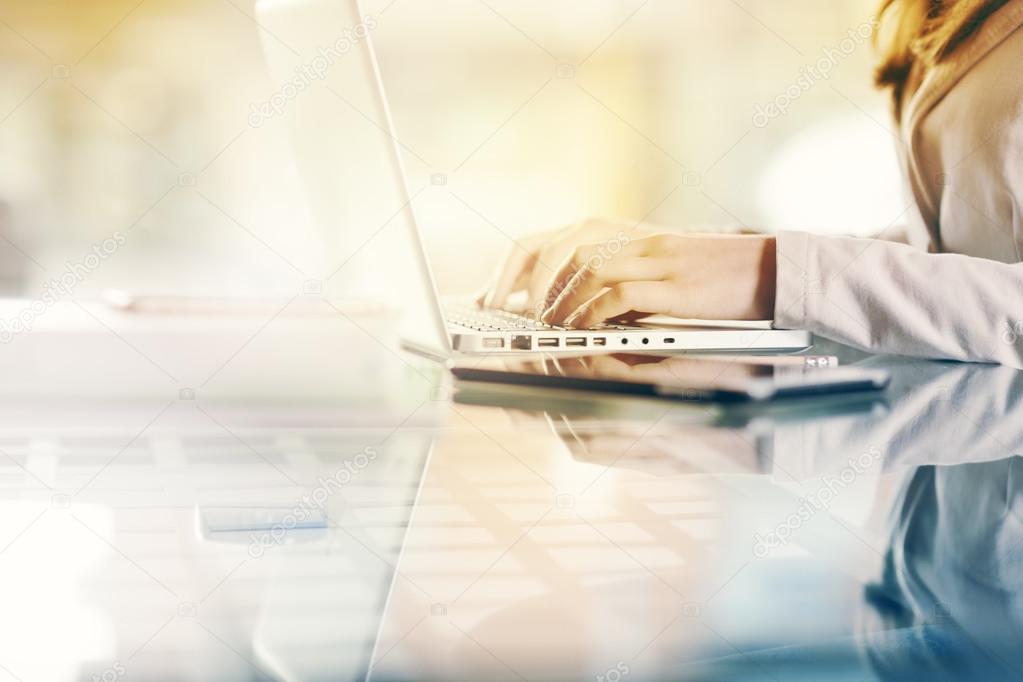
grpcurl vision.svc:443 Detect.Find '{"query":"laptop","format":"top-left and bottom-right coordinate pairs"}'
top-left (265, 0), bottom-right (813, 358)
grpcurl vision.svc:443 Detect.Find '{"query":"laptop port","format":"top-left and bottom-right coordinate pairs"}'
top-left (566, 337), bottom-right (586, 347)
top-left (592, 337), bottom-right (607, 346)
top-left (483, 337), bottom-right (504, 349)
top-left (538, 337), bottom-right (560, 348)
top-left (664, 337), bottom-right (675, 344)
top-left (511, 335), bottom-right (532, 350)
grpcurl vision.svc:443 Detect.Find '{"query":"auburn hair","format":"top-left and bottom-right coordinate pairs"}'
top-left (875, 0), bottom-right (1010, 117)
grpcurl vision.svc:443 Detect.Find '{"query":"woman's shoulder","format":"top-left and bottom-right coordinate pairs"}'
top-left (903, 2), bottom-right (1023, 260)
top-left (904, 0), bottom-right (1023, 135)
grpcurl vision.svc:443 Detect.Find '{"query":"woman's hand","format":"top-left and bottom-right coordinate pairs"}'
top-left (539, 233), bottom-right (777, 327)
top-left (482, 218), bottom-right (653, 315)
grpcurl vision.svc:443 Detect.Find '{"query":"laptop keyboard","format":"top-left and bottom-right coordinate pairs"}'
top-left (443, 303), bottom-right (563, 331)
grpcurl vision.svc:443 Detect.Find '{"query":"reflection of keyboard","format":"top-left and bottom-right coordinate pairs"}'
top-left (443, 303), bottom-right (562, 331)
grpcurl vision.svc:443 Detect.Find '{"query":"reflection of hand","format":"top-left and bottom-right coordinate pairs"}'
top-left (538, 234), bottom-right (776, 328)
top-left (539, 354), bottom-right (761, 472)
top-left (551, 411), bottom-right (759, 474)
top-left (481, 218), bottom-right (653, 315)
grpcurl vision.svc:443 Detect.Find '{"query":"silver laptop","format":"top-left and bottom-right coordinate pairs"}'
top-left (276, 0), bottom-right (813, 357)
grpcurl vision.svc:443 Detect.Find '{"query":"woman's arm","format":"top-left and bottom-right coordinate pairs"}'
top-left (487, 218), bottom-right (1023, 366)
top-left (774, 231), bottom-right (1023, 367)
top-left (534, 228), bottom-right (1023, 367)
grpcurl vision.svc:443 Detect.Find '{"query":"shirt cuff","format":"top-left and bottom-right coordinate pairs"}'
top-left (773, 230), bottom-right (811, 330)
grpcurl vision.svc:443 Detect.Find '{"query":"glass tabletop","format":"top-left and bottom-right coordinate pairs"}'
top-left (0, 349), bottom-right (1020, 681)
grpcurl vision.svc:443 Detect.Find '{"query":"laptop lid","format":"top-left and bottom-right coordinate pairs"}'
top-left (256, 0), bottom-right (451, 357)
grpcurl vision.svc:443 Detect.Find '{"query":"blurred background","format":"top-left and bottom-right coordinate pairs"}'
top-left (0, 0), bottom-right (904, 303)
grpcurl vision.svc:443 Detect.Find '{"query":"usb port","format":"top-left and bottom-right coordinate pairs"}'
top-left (483, 338), bottom-right (504, 349)
top-left (538, 338), bottom-right (560, 347)
top-left (566, 337), bottom-right (586, 347)
top-left (592, 337), bottom-right (607, 346)
top-left (663, 337), bottom-right (675, 344)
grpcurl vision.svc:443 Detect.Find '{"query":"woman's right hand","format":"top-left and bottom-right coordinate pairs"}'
top-left (481, 218), bottom-right (651, 316)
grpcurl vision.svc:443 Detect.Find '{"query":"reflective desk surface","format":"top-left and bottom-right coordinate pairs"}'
top-left (1, 303), bottom-right (1021, 682)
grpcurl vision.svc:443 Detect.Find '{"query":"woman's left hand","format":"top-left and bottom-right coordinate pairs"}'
top-left (539, 233), bottom-right (777, 327)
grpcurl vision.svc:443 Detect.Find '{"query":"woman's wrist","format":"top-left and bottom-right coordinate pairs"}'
top-left (751, 236), bottom-right (777, 320)
top-left (708, 235), bottom-right (776, 320)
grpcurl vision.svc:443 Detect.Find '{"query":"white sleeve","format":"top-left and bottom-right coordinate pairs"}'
top-left (774, 231), bottom-right (1023, 368)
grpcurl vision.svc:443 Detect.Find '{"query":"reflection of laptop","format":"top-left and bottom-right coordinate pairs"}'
top-left (313, 0), bottom-right (813, 357)
top-left (198, 428), bottom-right (435, 682)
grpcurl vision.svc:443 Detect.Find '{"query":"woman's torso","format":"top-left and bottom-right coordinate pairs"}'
top-left (899, 0), bottom-right (1023, 261)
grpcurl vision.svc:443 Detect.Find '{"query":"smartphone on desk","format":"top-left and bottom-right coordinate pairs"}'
top-left (450, 353), bottom-right (889, 403)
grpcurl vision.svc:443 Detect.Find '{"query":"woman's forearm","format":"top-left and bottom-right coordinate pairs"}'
top-left (773, 231), bottom-right (1023, 368)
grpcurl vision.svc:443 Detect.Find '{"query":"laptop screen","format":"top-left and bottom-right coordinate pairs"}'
top-left (256, 0), bottom-right (451, 357)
